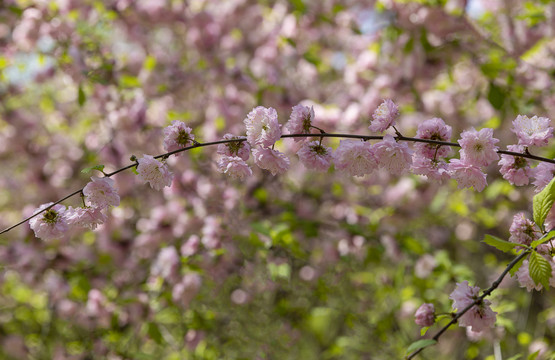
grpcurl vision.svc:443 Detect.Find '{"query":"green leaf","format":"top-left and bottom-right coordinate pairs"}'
top-left (533, 177), bottom-right (555, 230)
top-left (529, 251), bottom-right (552, 288)
top-left (81, 164), bottom-right (105, 174)
top-left (509, 255), bottom-right (526, 277)
top-left (78, 84), bottom-right (86, 107)
top-left (483, 234), bottom-right (519, 253)
top-left (530, 229), bottom-right (555, 248)
top-left (146, 322), bottom-right (163, 344)
top-left (527, 350), bottom-right (540, 360)
top-left (487, 82), bottom-right (505, 109)
top-left (506, 354), bottom-right (522, 360)
top-left (420, 326), bottom-right (430, 336)
top-left (406, 339), bottom-right (437, 354)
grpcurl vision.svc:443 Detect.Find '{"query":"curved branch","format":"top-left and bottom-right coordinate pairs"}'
top-left (406, 230), bottom-right (555, 359)
top-left (1, 132), bottom-right (554, 236)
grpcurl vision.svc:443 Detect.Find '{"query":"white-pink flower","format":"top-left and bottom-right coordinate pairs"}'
top-left (29, 203), bottom-right (69, 241)
top-left (151, 246), bottom-right (180, 282)
top-left (137, 154), bottom-right (174, 190)
top-left (448, 159), bottom-right (487, 192)
top-left (509, 212), bottom-right (539, 246)
top-left (66, 206), bottom-right (107, 230)
top-left (373, 135), bottom-right (413, 175)
top-left (172, 273), bottom-right (202, 307)
top-left (369, 99), bottom-right (399, 133)
top-left (532, 162), bottom-right (555, 192)
top-left (449, 281), bottom-right (496, 332)
top-left (414, 303), bottom-right (435, 327)
top-left (244, 106), bottom-right (281, 147)
top-left (217, 156), bottom-right (253, 179)
top-left (516, 260), bottom-right (544, 291)
top-left (498, 145), bottom-right (531, 186)
top-left (297, 141), bottom-right (333, 172)
top-left (163, 120), bottom-right (195, 153)
top-left (414, 117), bottom-right (453, 158)
top-left (458, 127), bottom-right (499, 167)
top-left (252, 147), bottom-right (290, 175)
top-left (333, 139), bottom-right (377, 177)
top-left (512, 115), bottom-right (553, 147)
top-left (217, 134), bottom-right (250, 161)
top-left (83, 177), bottom-right (120, 209)
top-left (411, 155), bottom-right (451, 182)
top-left (286, 104), bottom-right (314, 141)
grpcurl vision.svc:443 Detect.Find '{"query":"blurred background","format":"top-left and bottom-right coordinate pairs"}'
top-left (0, 0), bottom-right (555, 358)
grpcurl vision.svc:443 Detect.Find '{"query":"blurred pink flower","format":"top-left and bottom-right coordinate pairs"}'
top-left (163, 120), bottom-right (195, 153)
top-left (498, 145), bottom-right (531, 186)
top-left (333, 139), bottom-right (377, 177)
top-left (411, 155), bottom-right (450, 182)
top-left (66, 206), bottom-right (107, 230)
top-left (244, 106), bottom-right (281, 147)
top-left (369, 99), bottom-right (399, 133)
top-left (458, 127), bottom-right (499, 167)
top-left (532, 162), bottom-right (555, 192)
top-left (512, 115), bottom-right (553, 147)
top-left (509, 212), bottom-right (540, 246)
top-left (450, 281), bottom-right (496, 332)
top-left (137, 154), bottom-right (174, 190)
top-left (252, 147), bottom-right (290, 175)
top-left (297, 141), bottom-right (333, 172)
top-left (83, 177), bottom-right (120, 209)
top-left (373, 135), bottom-right (413, 175)
top-left (516, 260), bottom-right (543, 291)
top-left (217, 134), bottom-right (250, 161)
top-left (286, 104), bottom-right (314, 141)
top-left (217, 156), bottom-right (252, 179)
top-left (414, 117), bottom-right (453, 158)
top-left (29, 203), bottom-right (69, 241)
top-left (448, 159), bottom-right (487, 192)
top-left (414, 303), bottom-right (435, 327)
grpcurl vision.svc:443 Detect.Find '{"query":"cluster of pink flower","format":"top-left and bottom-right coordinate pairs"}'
top-left (28, 100), bottom-right (554, 245)
top-left (415, 281), bottom-right (497, 333)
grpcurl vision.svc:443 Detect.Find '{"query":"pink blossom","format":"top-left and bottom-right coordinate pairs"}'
top-left (498, 145), bottom-right (531, 186)
top-left (509, 213), bottom-right (540, 246)
top-left (332, 139), bottom-right (377, 177)
top-left (532, 162), bottom-right (555, 192)
top-left (458, 127), bottom-right (499, 167)
top-left (65, 206), bottom-right (107, 230)
top-left (217, 156), bottom-right (253, 179)
top-left (163, 120), bottom-right (195, 153)
top-left (297, 141), bottom-right (333, 172)
top-left (29, 203), bottom-right (69, 241)
top-left (449, 281), bottom-right (497, 332)
top-left (244, 106), bottom-right (281, 147)
top-left (83, 177), bottom-right (120, 209)
top-left (181, 235), bottom-right (200, 257)
top-left (286, 104), bottom-right (314, 141)
top-left (217, 134), bottom-right (250, 161)
top-left (252, 147), bottom-right (290, 175)
top-left (137, 154), bottom-right (174, 190)
top-left (369, 99), bottom-right (399, 133)
top-left (151, 247), bottom-right (180, 282)
top-left (414, 303), bottom-right (435, 327)
top-left (512, 115), bottom-right (553, 147)
top-left (172, 273), bottom-right (202, 307)
top-left (544, 205), bottom-right (555, 232)
top-left (414, 117), bottom-right (453, 158)
top-left (411, 155), bottom-right (450, 182)
top-left (448, 159), bottom-right (487, 192)
top-left (516, 260), bottom-right (543, 291)
top-left (373, 135), bottom-right (413, 175)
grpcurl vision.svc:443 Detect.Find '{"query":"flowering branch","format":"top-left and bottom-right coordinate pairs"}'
top-left (2, 132), bottom-right (555, 236)
top-left (407, 229), bottom-right (555, 359)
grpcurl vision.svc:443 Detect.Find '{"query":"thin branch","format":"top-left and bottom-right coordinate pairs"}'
top-left (1, 132), bottom-right (554, 236)
top-left (407, 230), bottom-right (555, 359)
